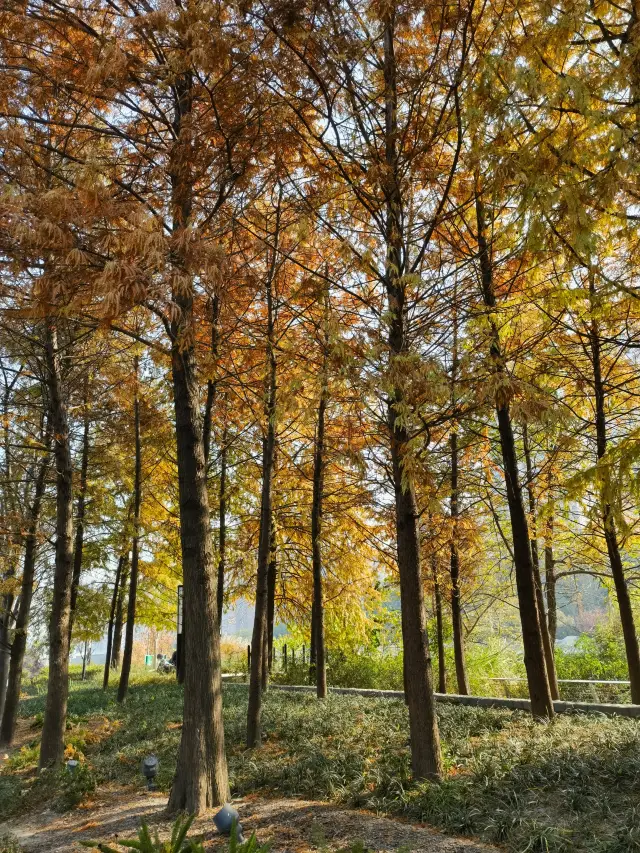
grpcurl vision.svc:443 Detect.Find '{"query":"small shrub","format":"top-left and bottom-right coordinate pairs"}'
top-left (81, 813), bottom-right (204, 852)
top-left (56, 761), bottom-right (96, 810)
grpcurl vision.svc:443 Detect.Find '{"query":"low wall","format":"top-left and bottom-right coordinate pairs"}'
top-left (267, 683), bottom-right (640, 718)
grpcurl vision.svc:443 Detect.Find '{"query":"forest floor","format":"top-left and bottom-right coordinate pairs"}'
top-left (1, 786), bottom-right (496, 852)
top-left (1, 670), bottom-right (639, 853)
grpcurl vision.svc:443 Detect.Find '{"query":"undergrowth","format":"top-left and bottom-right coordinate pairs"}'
top-left (2, 673), bottom-right (639, 853)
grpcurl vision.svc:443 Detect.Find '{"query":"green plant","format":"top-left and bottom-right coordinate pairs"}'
top-left (0, 834), bottom-right (22, 853)
top-left (81, 813), bottom-right (204, 852)
top-left (228, 821), bottom-right (271, 853)
top-left (57, 762), bottom-right (96, 810)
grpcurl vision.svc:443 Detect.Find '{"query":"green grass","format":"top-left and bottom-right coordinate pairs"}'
top-left (3, 670), bottom-right (640, 852)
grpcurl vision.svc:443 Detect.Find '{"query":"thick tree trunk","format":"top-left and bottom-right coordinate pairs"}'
top-left (311, 350), bottom-right (328, 699)
top-left (39, 318), bottom-right (75, 769)
top-left (167, 291), bottom-right (229, 810)
top-left (166, 71), bottom-right (229, 812)
top-left (69, 389), bottom-right (90, 645)
top-left (118, 358), bottom-right (142, 703)
top-left (383, 12), bottom-right (442, 778)
top-left (247, 263), bottom-right (278, 746)
top-left (1, 423), bottom-right (51, 745)
top-left (432, 555), bottom-right (447, 695)
top-left (588, 293), bottom-right (640, 703)
top-left (475, 191), bottom-right (553, 719)
top-left (522, 424), bottom-right (559, 700)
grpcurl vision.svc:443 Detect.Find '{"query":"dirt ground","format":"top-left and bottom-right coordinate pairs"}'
top-left (1, 787), bottom-right (499, 852)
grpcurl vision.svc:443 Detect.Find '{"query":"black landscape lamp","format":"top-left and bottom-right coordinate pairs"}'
top-left (214, 804), bottom-right (245, 843)
top-left (141, 755), bottom-right (159, 790)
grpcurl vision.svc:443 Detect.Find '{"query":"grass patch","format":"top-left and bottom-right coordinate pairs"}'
top-left (3, 672), bottom-right (640, 852)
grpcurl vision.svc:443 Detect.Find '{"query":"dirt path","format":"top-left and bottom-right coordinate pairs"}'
top-left (2, 788), bottom-right (499, 852)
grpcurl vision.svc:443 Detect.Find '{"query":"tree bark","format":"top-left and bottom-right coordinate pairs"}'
top-left (217, 426), bottom-right (227, 632)
top-left (166, 70), bottom-right (229, 812)
top-left (383, 12), bottom-right (442, 778)
top-left (588, 280), bottom-right (640, 703)
top-left (311, 325), bottom-right (328, 699)
top-left (118, 357), bottom-right (142, 703)
top-left (432, 555), bottom-right (447, 695)
top-left (103, 554), bottom-right (125, 690)
top-left (450, 431), bottom-right (469, 695)
top-left (39, 317), bottom-right (75, 769)
top-left (247, 237), bottom-right (278, 746)
top-left (522, 424), bottom-right (559, 700)
top-left (475, 190), bottom-right (554, 719)
top-left (266, 512), bottom-right (276, 671)
top-left (1, 422), bottom-right (51, 746)
top-left (68, 385), bottom-right (90, 645)
top-left (544, 505), bottom-right (557, 647)
top-left (0, 607), bottom-right (12, 723)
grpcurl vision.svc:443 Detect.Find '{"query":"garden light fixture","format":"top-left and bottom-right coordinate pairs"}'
top-left (214, 804), bottom-right (245, 843)
top-left (141, 755), bottom-right (158, 790)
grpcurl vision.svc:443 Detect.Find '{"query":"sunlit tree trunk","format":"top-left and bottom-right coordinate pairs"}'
top-left (39, 317), bottom-right (75, 768)
top-left (217, 426), bottom-right (228, 632)
top-left (384, 12), bottom-right (442, 779)
top-left (588, 275), bottom-right (640, 703)
top-left (522, 423), bottom-right (559, 700)
top-left (167, 72), bottom-right (229, 812)
top-left (1, 421), bottom-right (51, 745)
top-left (103, 554), bottom-right (125, 690)
top-left (111, 557), bottom-right (128, 670)
top-left (118, 357), bottom-right (141, 703)
top-left (247, 238), bottom-right (278, 746)
top-left (432, 554), bottom-right (447, 695)
top-left (475, 190), bottom-right (553, 719)
top-left (311, 334), bottom-right (328, 699)
top-left (69, 383), bottom-right (90, 645)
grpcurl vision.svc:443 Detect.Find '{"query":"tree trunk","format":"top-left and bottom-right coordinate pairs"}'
top-left (432, 555), bottom-right (447, 695)
top-left (266, 513), bottom-right (276, 671)
top-left (203, 294), bottom-right (221, 469)
top-left (0, 607), bottom-right (12, 723)
top-left (1, 423), bottom-right (51, 745)
top-left (69, 386), bottom-right (90, 645)
top-left (450, 431), bottom-right (469, 695)
top-left (311, 336), bottom-right (328, 699)
top-left (544, 506), bottom-right (557, 647)
top-left (166, 70), bottom-right (229, 812)
top-left (111, 556), bottom-right (128, 670)
top-left (216, 426), bottom-right (228, 632)
top-left (588, 285), bottom-right (640, 703)
top-left (103, 554), bottom-right (125, 690)
top-left (522, 424), bottom-right (559, 700)
top-left (475, 190), bottom-right (554, 719)
top-left (39, 317), bottom-right (75, 769)
top-left (118, 358), bottom-right (142, 703)
top-left (247, 251), bottom-right (278, 746)
top-left (383, 12), bottom-right (442, 778)
top-left (81, 640), bottom-right (88, 681)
